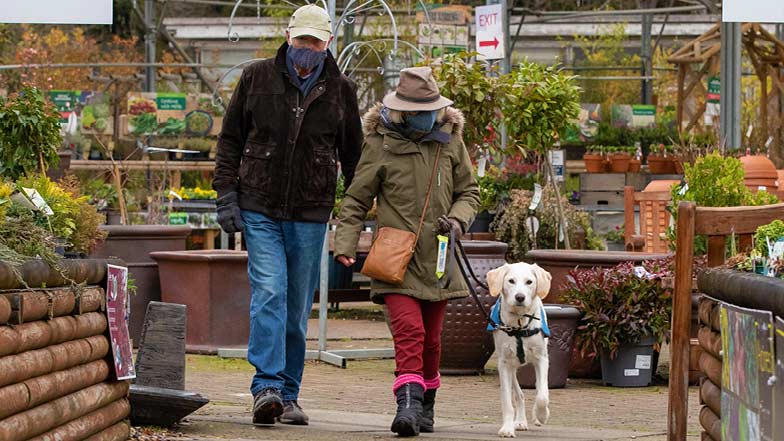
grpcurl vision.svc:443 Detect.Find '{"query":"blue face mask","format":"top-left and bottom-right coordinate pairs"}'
top-left (287, 45), bottom-right (327, 72)
top-left (404, 111), bottom-right (437, 133)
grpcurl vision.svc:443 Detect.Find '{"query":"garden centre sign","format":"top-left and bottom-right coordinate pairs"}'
top-left (475, 4), bottom-right (505, 60)
top-left (2, 1), bottom-right (112, 24)
top-left (723, 0), bottom-right (784, 23)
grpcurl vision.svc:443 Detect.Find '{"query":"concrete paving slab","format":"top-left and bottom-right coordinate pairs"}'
top-left (188, 408), bottom-right (661, 441)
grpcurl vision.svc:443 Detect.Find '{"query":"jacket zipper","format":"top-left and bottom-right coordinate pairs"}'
top-left (282, 79), bottom-right (326, 217)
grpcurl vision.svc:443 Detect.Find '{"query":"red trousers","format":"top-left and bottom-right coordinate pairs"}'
top-left (385, 294), bottom-right (447, 392)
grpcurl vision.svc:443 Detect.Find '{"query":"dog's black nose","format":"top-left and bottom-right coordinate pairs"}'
top-left (514, 294), bottom-right (526, 304)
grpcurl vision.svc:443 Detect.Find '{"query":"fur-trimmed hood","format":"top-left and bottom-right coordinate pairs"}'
top-left (361, 103), bottom-right (465, 139)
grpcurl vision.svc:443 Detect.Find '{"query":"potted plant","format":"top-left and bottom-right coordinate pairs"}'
top-left (561, 259), bottom-right (673, 387)
top-left (604, 224), bottom-right (626, 251)
top-left (608, 146), bottom-right (631, 173)
top-left (0, 86), bottom-right (62, 180)
top-left (583, 145), bottom-right (605, 173)
top-left (472, 171), bottom-right (501, 233)
top-left (628, 146), bottom-right (642, 173)
top-left (647, 143), bottom-right (674, 174)
top-left (493, 186), bottom-right (605, 263)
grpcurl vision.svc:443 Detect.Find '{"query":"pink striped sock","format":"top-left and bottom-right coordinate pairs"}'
top-left (393, 373), bottom-right (426, 395)
top-left (423, 373), bottom-right (440, 390)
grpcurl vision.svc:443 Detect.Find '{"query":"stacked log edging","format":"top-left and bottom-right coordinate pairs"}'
top-left (0, 259), bottom-right (130, 441)
top-left (697, 295), bottom-right (722, 441)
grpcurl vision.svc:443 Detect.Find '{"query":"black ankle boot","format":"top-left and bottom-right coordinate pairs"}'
top-left (420, 389), bottom-right (436, 433)
top-left (390, 382), bottom-right (424, 437)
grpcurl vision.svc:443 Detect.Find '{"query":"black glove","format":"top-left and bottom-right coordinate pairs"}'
top-left (216, 192), bottom-right (244, 234)
top-left (437, 215), bottom-right (463, 236)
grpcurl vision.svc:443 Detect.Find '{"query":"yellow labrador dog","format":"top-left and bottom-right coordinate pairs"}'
top-left (486, 263), bottom-right (552, 438)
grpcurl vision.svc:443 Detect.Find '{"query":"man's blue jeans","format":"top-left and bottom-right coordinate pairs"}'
top-left (241, 209), bottom-right (326, 401)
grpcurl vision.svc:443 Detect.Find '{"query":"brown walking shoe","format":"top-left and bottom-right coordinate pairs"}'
top-left (277, 400), bottom-right (309, 425)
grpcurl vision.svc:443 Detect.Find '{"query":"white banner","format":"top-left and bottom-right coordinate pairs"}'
top-left (1, 1), bottom-right (113, 25)
top-left (723, 0), bottom-right (784, 23)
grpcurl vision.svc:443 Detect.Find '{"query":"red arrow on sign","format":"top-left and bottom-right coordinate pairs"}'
top-left (479, 37), bottom-right (499, 49)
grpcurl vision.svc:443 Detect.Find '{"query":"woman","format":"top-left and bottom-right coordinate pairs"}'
top-left (334, 66), bottom-right (479, 437)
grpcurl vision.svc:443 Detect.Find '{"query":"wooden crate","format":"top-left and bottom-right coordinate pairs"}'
top-left (579, 190), bottom-right (624, 208)
top-left (580, 173), bottom-right (647, 192)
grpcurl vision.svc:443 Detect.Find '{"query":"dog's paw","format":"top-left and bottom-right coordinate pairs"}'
top-left (514, 421), bottom-right (529, 431)
top-left (498, 425), bottom-right (517, 438)
top-left (533, 397), bottom-right (549, 426)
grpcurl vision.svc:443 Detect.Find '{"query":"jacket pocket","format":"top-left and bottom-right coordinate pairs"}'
top-left (303, 148), bottom-right (337, 203)
top-left (239, 141), bottom-right (276, 196)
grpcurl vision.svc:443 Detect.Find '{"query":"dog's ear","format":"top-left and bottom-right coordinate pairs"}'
top-left (486, 264), bottom-right (509, 297)
top-left (532, 264), bottom-right (552, 299)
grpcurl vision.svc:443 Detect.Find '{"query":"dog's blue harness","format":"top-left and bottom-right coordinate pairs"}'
top-left (487, 300), bottom-right (550, 364)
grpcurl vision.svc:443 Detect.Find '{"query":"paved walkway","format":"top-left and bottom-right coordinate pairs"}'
top-left (160, 316), bottom-right (704, 441)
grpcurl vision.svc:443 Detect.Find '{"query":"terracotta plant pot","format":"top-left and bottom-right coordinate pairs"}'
top-left (647, 155), bottom-right (675, 174)
top-left (583, 153), bottom-right (604, 173)
top-left (91, 225), bottom-right (191, 346)
top-left (608, 153), bottom-right (631, 173)
top-left (151, 249), bottom-right (248, 354)
top-left (643, 179), bottom-right (679, 192)
top-left (628, 159), bottom-right (641, 173)
top-left (740, 155), bottom-right (778, 190)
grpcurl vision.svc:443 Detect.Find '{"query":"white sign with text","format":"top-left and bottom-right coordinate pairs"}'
top-left (475, 4), bottom-right (505, 60)
top-left (723, 0), bottom-right (784, 23)
top-left (2, 1), bottom-right (113, 24)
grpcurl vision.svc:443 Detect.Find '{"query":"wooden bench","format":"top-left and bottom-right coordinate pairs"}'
top-left (667, 201), bottom-right (784, 440)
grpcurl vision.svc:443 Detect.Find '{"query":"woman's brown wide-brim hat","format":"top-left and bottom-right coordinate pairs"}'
top-left (382, 66), bottom-right (453, 112)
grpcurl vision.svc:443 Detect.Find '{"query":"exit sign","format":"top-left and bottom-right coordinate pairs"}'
top-left (475, 4), bottom-right (505, 60)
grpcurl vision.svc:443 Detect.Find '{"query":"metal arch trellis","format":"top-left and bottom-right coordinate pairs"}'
top-left (228, 0), bottom-right (329, 42)
top-left (214, 0), bottom-right (432, 106)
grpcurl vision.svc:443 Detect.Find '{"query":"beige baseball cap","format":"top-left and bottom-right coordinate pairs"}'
top-left (288, 4), bottom-right (332, 42)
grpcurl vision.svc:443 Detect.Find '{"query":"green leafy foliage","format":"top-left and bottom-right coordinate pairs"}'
top-left (499, 61), bottom-right (581, 154)
top-left (428, 52), bottom-right (499, 156)
top-left (755, 220), bottom-right (784, 256)
top-left (667, 152), bottom-right (780, 254)
top-left (492, 186), bottom-right (603, 261)
top-left (0, 86), bottom-right (62, 180)
top-left (561, 259), bottom-right (674, 358)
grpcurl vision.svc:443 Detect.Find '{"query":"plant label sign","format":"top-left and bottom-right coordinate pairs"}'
top-left (475, 4), bottom-right (505, 60)
top-left (723, 0), bottom-right (784, 23)
top-left (107, 265), bottom-right (136, 381)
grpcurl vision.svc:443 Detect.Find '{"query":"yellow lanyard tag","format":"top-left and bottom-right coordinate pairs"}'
top-left (436, 234), bottom-right (448, 279)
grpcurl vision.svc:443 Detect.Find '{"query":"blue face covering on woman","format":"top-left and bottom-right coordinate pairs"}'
top-left (404, 111), bottom-right (438, 133)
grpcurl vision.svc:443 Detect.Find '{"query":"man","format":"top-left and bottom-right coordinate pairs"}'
top-left (212, 4), bottom-right (362, 426)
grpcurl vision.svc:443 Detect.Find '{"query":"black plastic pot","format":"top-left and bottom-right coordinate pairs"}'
top-left (517, 305), bottom-right (581, 389)
top-left (468, 211), bottom-right (494, 233)
top-left (599, 335), bottom-right (656, 387)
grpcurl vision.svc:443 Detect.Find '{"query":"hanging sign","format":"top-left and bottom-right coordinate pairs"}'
top-left (1, 1), bottom-right (113, 24)
top-left (475, 4), bottom-right (505, 60)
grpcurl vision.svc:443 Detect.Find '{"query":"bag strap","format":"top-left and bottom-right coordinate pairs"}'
top-left (413, 144), bottom-right (442, 246)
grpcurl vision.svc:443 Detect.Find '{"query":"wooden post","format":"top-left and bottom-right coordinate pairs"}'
top-left (668, 201), bottom-right (696, 441)
top-left (761, 63), bottom-right (769, 143)
top-left (111, 164), bottom-right (128, 226)
top-left (623, 186), bottom-right (635, 248)
top-left (706, 235), bottom-right (726, 267)
top-left (677, 64), bottom-right (686, 133)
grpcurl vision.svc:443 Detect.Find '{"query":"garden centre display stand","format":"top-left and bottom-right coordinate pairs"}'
top-left (308, 229), bottom-right (394, 368)
top-left (212, 230), bottom-right (394, 368)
